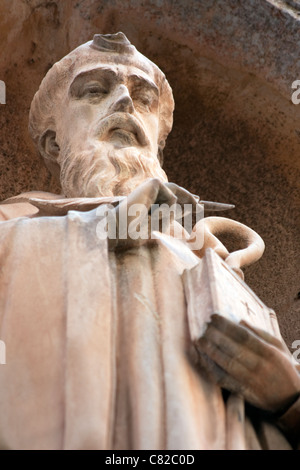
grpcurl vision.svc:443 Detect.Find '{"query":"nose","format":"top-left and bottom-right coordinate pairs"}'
top-left (111, 84), bottom-right (134, 114)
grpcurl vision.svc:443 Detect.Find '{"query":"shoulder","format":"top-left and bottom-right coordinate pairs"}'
top-left (0, 191), bottom-right (63, 221)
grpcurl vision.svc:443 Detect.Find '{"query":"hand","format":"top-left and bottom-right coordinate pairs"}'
top-left (108, 178), bottom-right (198, 250)
top-left (196, 315), bottom-right (300, 414)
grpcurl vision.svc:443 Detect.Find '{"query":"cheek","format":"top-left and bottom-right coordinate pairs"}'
top-left (143, 114), bottom-right (160, 146)
top-left (56, 102), bottom-right (99, 146)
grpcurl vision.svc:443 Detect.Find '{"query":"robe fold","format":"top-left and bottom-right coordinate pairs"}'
top-left (0, 201), bottom-right (294, 450)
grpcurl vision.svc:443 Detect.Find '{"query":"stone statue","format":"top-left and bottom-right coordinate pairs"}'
top-left (0, 32), bottom-right (299, 450)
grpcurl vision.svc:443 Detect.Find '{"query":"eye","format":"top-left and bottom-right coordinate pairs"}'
top-left (140, 96), bottom-right (151, 106)
top-left (81, 84), bottom-right (108, 98)
top-left (133, 94), bottom-right (153, 112)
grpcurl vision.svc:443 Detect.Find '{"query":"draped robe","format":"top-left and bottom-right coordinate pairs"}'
top-left (0, 193), bottom-right (296, 450)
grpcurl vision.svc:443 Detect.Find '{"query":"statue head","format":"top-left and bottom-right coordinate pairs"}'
top-left (29, 32), bottom-right (175, 197)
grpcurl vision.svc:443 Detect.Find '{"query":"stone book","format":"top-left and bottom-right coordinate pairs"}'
top-left (183, 248), bottom-right (281, 343)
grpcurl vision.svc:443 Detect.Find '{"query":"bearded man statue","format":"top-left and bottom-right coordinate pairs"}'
top-left (0, 33), bottom-right (299, 450)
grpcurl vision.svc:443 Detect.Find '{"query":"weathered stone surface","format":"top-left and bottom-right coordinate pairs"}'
top-left (0, 0), bottom-right (299, 349)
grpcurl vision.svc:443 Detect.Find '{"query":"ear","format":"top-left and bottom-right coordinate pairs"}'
top-left (38, 129), bottom-right (61, 182)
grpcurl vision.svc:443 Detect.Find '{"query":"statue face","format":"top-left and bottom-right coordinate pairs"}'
top-left (56, 62), bottom-right (160, 157)
top-left (29, 34), bottom-right (173, 197)
top-left (47, 60), bottom-right (168, 198)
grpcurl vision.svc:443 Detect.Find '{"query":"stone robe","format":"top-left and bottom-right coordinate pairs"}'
top-left (0, 193), bottom-right (296, 450)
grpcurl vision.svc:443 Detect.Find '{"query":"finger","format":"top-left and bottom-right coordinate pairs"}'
top-left (195, 349), bottom-right (228, 383)
top-left (197, 352), bottom-right (246, 397)
top-left (165, 182), bottom-right (198, 207)
top-left (196, 335), bottom-right (274, 408)
top-left (196, 348), bottom-right (247, 395)
top-left (155, 183), bottom-right (178, 206)
top-left (124, 178), bottom-right (176, 212)
top-left (210, 314), bottom-right (270, 356)
top-left (113, 179), bottom-right (176, 246)
top-left (213, 369), bottom-right (246, 397)
top-left (239, 320), bottom-right (289, 353)
top-left (201, 323), bottom-right (261, 372)
top-left (197, 336), bottom-right (252, 389)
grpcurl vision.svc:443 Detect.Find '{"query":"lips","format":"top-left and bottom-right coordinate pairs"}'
top-left (95, 112), bottom-right (149, 147)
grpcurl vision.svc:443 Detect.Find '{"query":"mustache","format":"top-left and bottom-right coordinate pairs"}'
top-left (94, 112), bottom-right (150, 147)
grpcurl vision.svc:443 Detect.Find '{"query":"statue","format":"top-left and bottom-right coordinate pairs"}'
top-left (0, 32), bottom-right (299, 450)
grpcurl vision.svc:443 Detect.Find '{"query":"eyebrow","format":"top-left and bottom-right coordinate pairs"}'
top-left (69, 67), bottom-right (159, 96)
top-left (128, 74), bottom-right (159, 96)
top-left (69, 67), bottom-right (118, 95)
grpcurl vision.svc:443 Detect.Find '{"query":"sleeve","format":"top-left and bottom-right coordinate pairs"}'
top-left (0, 202), bottom-right (38, 220)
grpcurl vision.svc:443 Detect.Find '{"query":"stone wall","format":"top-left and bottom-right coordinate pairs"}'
top-left (0, 0), bottom-right (299, 347)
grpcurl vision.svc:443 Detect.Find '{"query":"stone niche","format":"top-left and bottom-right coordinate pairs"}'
top-left (0, 0), bottom-right (299, 347)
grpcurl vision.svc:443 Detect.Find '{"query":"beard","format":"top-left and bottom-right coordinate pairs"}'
top-left (58, 141), bottom-right (168, 198)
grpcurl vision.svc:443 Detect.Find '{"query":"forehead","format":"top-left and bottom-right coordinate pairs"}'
top-left (69, 62), bottom-right (159, 89)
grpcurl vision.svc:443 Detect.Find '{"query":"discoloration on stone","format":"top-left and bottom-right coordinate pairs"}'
top-left (134, 292), bottom-right (160, 323)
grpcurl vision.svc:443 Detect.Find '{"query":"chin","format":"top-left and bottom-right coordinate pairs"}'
top-left (59, 142), bottom-right (168, 199)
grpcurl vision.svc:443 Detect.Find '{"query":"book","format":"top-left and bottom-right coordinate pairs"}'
top-left (182, 248), bottom-right (281, 342)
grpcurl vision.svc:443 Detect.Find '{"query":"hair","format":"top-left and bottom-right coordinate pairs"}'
top-left (59, 142), bottom-right (168, 198)
top-left (28, 34), bottom-right (175, 173)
